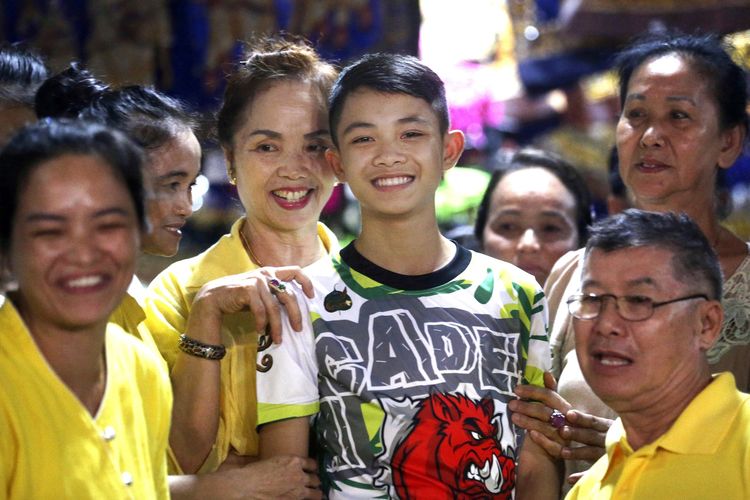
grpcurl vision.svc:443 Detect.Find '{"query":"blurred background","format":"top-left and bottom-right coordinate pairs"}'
top-left (3, 0), bottom-right (749, 281)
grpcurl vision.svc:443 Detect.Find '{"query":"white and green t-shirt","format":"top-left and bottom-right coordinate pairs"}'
top-left (257, 242), bottom-right (550, 499)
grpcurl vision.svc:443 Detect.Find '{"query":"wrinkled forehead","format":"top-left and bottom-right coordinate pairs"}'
top-left (581, 245), bottom-right (679, 289)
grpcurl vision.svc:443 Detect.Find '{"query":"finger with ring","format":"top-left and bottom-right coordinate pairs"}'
top-left (549, 409), bottom-right (566, 429)
top-left (268, 278), bottom-right (287, 295)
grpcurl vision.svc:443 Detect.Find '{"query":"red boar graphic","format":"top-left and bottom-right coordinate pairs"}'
top-left (391, 392), bottom-right (515, 499)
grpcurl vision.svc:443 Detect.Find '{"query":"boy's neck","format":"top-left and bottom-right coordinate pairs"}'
top-left (355, 212), bottom-right (455, 276)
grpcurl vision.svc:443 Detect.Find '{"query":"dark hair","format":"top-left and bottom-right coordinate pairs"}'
top-left (615, 32), bottom-right (749, 135)
top-left (474, 148), bottom-right (592, 246)
top-left (0, 44), bottom-right (49, 106)
top-left (328, 53), bottom-right (450, 147)
top-left (0, 119), bottom-right (146, 255)
top-left (217, 36), bottom-right (338, 149)
top-left (607, 145), bottom-right (626, 198)
top-left (81, 85), bottom-right (198, 152)
top-left (35, 63), bottom-right (110, 119)
top-left (584, 209), bottom-right (722, 300)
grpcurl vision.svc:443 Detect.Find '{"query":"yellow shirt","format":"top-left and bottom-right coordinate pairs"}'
top-left (144, 217), bottom-right (338, 473)
top-left (110, 275), bottom-right (160, 353)
top-left (567, 372), bottom-right (750, 500)
top-left (0, 299), bottom-right (172, 500)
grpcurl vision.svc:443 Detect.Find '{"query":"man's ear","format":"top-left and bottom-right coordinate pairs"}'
top-left (442, 130), bottom-right (465, 173)
top-left (697, 299), bottom-right (724, 351)
top-left (717, 124), bottom-right (745, 169)
top-left (326, 148), bottom-right (346, 182)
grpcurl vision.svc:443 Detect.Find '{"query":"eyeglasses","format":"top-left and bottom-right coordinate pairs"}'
top-left (566, 293), bottom-right (709, 321)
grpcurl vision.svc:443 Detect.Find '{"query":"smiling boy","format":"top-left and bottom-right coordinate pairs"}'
top-left (256, 53), bottom-right (555, 499)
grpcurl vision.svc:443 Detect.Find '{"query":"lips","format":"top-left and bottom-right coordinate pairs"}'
top-left (592, 349), bottom-right (633, 367)
top-left (271, 187), bottom-right (314, 209)
top-left (164, 222), bottom-right (185, 236)
top-left (636, 158), bottom-right (670, 172)
top-left (372, 175), bottom-right (414, 188)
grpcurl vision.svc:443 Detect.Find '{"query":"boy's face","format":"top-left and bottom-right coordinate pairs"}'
top-left (327, 89), bottom-right (463, 220)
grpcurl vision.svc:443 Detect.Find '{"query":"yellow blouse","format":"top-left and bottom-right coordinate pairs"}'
top-left (144, 217), bottom-right (338, 473)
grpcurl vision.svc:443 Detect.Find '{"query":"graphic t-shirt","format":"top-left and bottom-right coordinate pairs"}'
top-left (257, 243), bottom-right (550, 499)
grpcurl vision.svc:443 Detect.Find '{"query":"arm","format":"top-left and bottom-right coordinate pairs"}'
top-left (259, 417), bottom-right (310, 459)
top-left (146, 266), bottom-right (313, 473)
top-left (169, 457), bottom-right (322, 500)
top-left (515, 432), bottom-right (562, 500)
top-left (256, 289), bottom-right (319, 459)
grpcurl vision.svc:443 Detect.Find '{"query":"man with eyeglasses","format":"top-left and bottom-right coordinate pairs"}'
top-left (565, 209), bottom-right (750, 500)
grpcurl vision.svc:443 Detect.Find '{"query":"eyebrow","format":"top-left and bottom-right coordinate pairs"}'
top-left (492, 209), bottom-right (571, 218)
top-left (24, 207), bottom-right (133, 223)
top-left (581, 276), bottom-right (658, 289)
top-left (157, 170), bottom-right (191, 182)
top-left (341, 115), bottom-right (431, 137)
top-left (245, 128), bottom-right (330, 141)
top-left (625, 93), bottom-right (697, 106)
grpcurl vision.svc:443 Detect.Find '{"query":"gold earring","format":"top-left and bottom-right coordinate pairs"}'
top-left (227, 168), bottom-right (236, 185)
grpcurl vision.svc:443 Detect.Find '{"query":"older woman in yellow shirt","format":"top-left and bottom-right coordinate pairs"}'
top-left (144, 37), bottom-right (337, 499)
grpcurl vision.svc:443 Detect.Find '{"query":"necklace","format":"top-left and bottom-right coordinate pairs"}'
top-left (239, 223), bottom-right (264, 267)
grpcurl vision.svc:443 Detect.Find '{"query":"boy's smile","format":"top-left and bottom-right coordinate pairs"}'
top-left (327, 89), bottom-right (463, 220)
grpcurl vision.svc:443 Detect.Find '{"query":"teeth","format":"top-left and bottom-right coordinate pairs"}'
top-left (273, 189), bottom-right (309, 201)
top-left (374, 176), bottom-right (411, 187)
top-left (67, 276), bottom-right (102, 288)
top-left (484, 455), bottom-right (502, 493)
top-left (599, 356), bottom-right (629, 366)
top-left (466, 455), bottom-right (504, 493)
top-left (479, 459), bottom-right (490, 477)
top-left (466, 463), bottom-right (480, 481)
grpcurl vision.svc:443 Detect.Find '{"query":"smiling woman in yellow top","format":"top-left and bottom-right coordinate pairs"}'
top-left (144, 38), bottom-right (337, 494)
top-left (0, 119), bottom-right (171, 499)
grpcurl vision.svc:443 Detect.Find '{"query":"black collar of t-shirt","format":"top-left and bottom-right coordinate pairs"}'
top-left (339, 241), bottom-right (471, 291)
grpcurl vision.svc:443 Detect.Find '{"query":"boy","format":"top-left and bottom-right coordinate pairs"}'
top-left (256, 53), bottom-right (555, 499)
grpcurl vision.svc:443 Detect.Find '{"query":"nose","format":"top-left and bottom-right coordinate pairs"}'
top-left (591, 297), bottom-right (624, 338)
top-left (176, 188), bottom-right (193, 217)
top-left (68, 227), bottom-right (102, 265)
top-left (278, 150), bottom-right (311, 180)
top-left (374, 141), bottom-right (406, 168)
top-left (639, 121), bottom-right (665, 148)
top-left (517, 228), bottom-right (540, 252)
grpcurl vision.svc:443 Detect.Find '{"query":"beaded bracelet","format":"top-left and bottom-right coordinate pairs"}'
top-left (178, 334), bottom-right (226, 360)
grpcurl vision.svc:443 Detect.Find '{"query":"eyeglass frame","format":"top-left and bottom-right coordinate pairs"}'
top-left (566, 292), bottom-right (710, 321)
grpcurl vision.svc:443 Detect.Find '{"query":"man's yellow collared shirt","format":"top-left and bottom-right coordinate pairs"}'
top-left (567, 372), bottom-right (750, 499)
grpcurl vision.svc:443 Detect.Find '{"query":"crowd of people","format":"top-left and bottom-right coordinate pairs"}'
top-left (0, 28), bottom-right (748, 500)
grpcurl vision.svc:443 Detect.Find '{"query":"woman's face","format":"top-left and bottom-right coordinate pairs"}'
top-left (226, 80), bottom-right (335, 234)
top-left (142, 128), bottom-right (201, 257)
top-left (10, 154), bottom-right (140, 332)
top-left (482, 167), bottom-right (579, 286)
top-left (616, 53), bottom-right (742, 209)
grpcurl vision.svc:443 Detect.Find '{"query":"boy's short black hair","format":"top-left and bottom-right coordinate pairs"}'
top-left (328, 53), bottom-right (449, 147)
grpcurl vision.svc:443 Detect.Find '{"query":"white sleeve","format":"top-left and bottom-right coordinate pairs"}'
top-left (256, 286), bottom-right (319, 426)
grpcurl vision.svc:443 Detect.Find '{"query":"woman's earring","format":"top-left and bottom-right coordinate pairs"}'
top-left (227, 167), bottom-right (237, 185)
